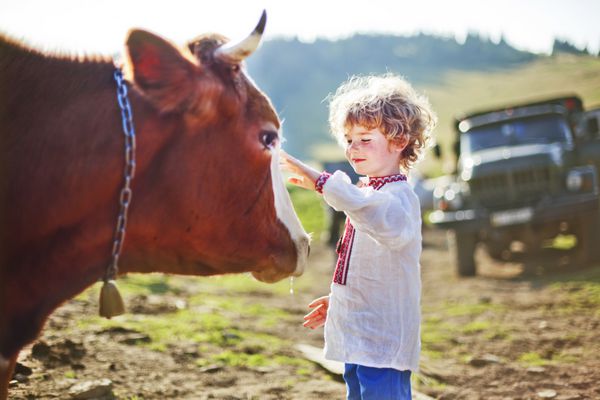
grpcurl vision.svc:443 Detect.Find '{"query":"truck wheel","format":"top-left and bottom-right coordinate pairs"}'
top-left (485, 242), bottom-right (509, 261)
top-left (575, 212), bottom-right (600, 265)
top-left (450, 230), bottom-right (478, 276)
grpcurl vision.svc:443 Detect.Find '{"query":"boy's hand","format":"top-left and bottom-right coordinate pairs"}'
top-left (279, 151), bottom-right (321, 191)
top-left (303, 295), bottom-right (329, 329)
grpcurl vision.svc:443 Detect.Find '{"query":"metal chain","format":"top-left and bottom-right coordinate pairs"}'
top-left (105, 68), bottom-right (137, 282)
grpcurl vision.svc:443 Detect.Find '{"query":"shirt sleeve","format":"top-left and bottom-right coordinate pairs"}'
top-left (321, 170), bottom-right (419, 248)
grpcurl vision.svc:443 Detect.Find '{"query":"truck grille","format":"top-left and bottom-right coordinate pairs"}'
top-left (469, 167), bottom-right (554, 209)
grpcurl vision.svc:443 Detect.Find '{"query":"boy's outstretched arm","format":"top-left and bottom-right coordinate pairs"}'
top-left (280, 151), bottom-right (321, 191)
top-left (303, 295), bottom-right (329, 329)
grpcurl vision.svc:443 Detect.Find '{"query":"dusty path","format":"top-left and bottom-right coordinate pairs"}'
top-left (9, 229), bottom-right (600, 399)
top-left (419, 230), bottom-right (600, 400)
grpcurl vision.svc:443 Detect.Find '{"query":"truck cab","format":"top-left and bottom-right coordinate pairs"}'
top-left (430, 96), bottom-right (600, 276)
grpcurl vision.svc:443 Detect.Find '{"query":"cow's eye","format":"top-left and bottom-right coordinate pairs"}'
top-left (260, 130), bottom-right (278, 149)
top-left (231, 64), bottom-right (241, 73)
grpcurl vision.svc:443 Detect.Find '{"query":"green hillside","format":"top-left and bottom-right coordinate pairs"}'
top-left (246, 34), bottom-right (599, 177)
top-left (246, 33), bottom-right (537, 160)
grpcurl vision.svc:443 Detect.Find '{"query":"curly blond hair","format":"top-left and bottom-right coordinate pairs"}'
top-left (328, 73), bottom-right (437, 171)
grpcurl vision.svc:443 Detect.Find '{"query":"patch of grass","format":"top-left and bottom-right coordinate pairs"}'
top-left (73, 281), bottom-right (296, 353)
top-left (483, 327), bottom-right (512, 341)
top-left (552, 352), bottom-right (580, 364)
top-left (413, 373), bottom-right (447, 391)
top-left (196, 345), bottom-right (314, 374)
top-left (549, 269), bottom-right (600, 315)
top-left (119, 274), bottom-right (174, 295)
top-left (74, 299), bottom-right (305, 370)
top-left (78, 272), bottom-right (305, 316)
top-left (517, 351), bottom-right (550, 367)
top-left (104, 307), bottom-right (287, 352)
top-left (422, 302), bottom-right (510, 337)
top-left (209, 350), bottom-right (270, 367)
top-left (295, 366), bottom-right (312, 376)
top-left (192, 274), bottom-right (269, 294)
top-left (70, 280), bottom-right (316, 375)
top-left (568, 284), bottom-right (600, 308)
top-left (187, 293), bottom-right (295, 330)
top-left (421, 320), bottom-right (454, 345)
top-left (518, 350), bottom-right (580, 367)
top-left (461, 320), bottom-right (491, 334)
top-left (421, 317), bottom-right (460, 359)
top-left (422, 303), bottom-right (514, 361)
top-left (187, 272), bottom-right (313, 298)
top-left (273, 355), bottom-right (313, 368)
top-left (421, 348), bottom-right (445, 360)
top-left (69, 270), bottom-right (310, 374)
top-left (102, 310), bottom-right (232, 351)
top-left (64, 371), bottom-right (76, 379)
top-left (288, 184), bottom-right (326, 240)
top-left (75, 274), bottom-right (186, 303)
top-left (441, 301), bottom-right (504, 318)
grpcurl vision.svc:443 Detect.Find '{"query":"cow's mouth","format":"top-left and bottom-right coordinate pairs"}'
top-left (251, 269), bottom-right (293, 283)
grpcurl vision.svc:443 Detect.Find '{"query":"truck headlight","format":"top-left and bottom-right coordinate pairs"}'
top-left (566, 170), bottom-right (583, 191)
top-left (566, 166), bottom-right (597, 192)
top-left (434, 185), bottom-right (463, 211)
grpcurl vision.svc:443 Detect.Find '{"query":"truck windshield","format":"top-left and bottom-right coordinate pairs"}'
top-left (462, 114), bottom-right (571, 153)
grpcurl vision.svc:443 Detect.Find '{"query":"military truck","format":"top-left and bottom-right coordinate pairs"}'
top-left (430, 96), bottom-right (600, 276)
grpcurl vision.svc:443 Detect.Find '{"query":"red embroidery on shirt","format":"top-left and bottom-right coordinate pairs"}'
top-left (332, 173), bottom-right (407, 285)
top-left (368, 174), bottom-right (407, 190)
top-left (333, 218), bottom-right (355, 285)
top-left (315, 172), bottom-right (332, 194)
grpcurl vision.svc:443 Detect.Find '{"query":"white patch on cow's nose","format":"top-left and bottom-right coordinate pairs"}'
top-left (270, 144), bottom-right (310, 276)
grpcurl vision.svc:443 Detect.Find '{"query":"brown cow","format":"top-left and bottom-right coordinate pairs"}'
top-left (0, 12), bottom-right (309, 397)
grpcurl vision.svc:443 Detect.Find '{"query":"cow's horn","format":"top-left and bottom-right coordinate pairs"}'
top-left (215, 9), bottom-right (266, 62)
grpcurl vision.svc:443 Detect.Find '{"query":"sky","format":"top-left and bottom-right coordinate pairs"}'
top-left (1, 0), bottom-right (599, 56)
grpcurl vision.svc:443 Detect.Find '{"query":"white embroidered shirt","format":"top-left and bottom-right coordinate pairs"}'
top-left (317, 170), bottom-right (422, 372)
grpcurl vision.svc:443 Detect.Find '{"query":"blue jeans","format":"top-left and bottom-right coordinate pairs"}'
top-left (344, 363), bottom-right (412, 400)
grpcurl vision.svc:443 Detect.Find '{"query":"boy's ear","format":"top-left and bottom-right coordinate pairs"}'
top-left (392, 136), bottom-right (409, 152)
top-left (125, 29), bottom-right (199, 113)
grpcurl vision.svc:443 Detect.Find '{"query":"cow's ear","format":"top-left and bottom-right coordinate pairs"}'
top-left (125, 29), bottom-right (197, 113)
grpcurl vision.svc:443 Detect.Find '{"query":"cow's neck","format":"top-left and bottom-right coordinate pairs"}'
top-left (0, 43), bottom-right (178, 358)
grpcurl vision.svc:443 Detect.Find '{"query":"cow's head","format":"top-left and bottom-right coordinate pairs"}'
top-left (122, 12), bottom-right (309, 283)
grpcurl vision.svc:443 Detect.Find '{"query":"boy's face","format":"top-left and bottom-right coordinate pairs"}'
top-left (344, 125), bottom-right (406, 177)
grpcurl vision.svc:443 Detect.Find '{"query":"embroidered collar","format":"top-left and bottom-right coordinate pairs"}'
top-left (368, 174), bottom-right (407, 190)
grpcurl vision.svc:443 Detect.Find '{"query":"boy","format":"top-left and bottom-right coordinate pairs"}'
top-left (281, 73), bottom-right (436, 400)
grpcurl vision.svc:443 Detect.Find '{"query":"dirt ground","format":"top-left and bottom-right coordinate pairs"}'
top-left (8, 229), bottom-right (600, 400)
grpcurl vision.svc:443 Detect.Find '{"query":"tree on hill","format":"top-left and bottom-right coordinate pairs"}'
top-left (552, 39), bottom-right (590, 56)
